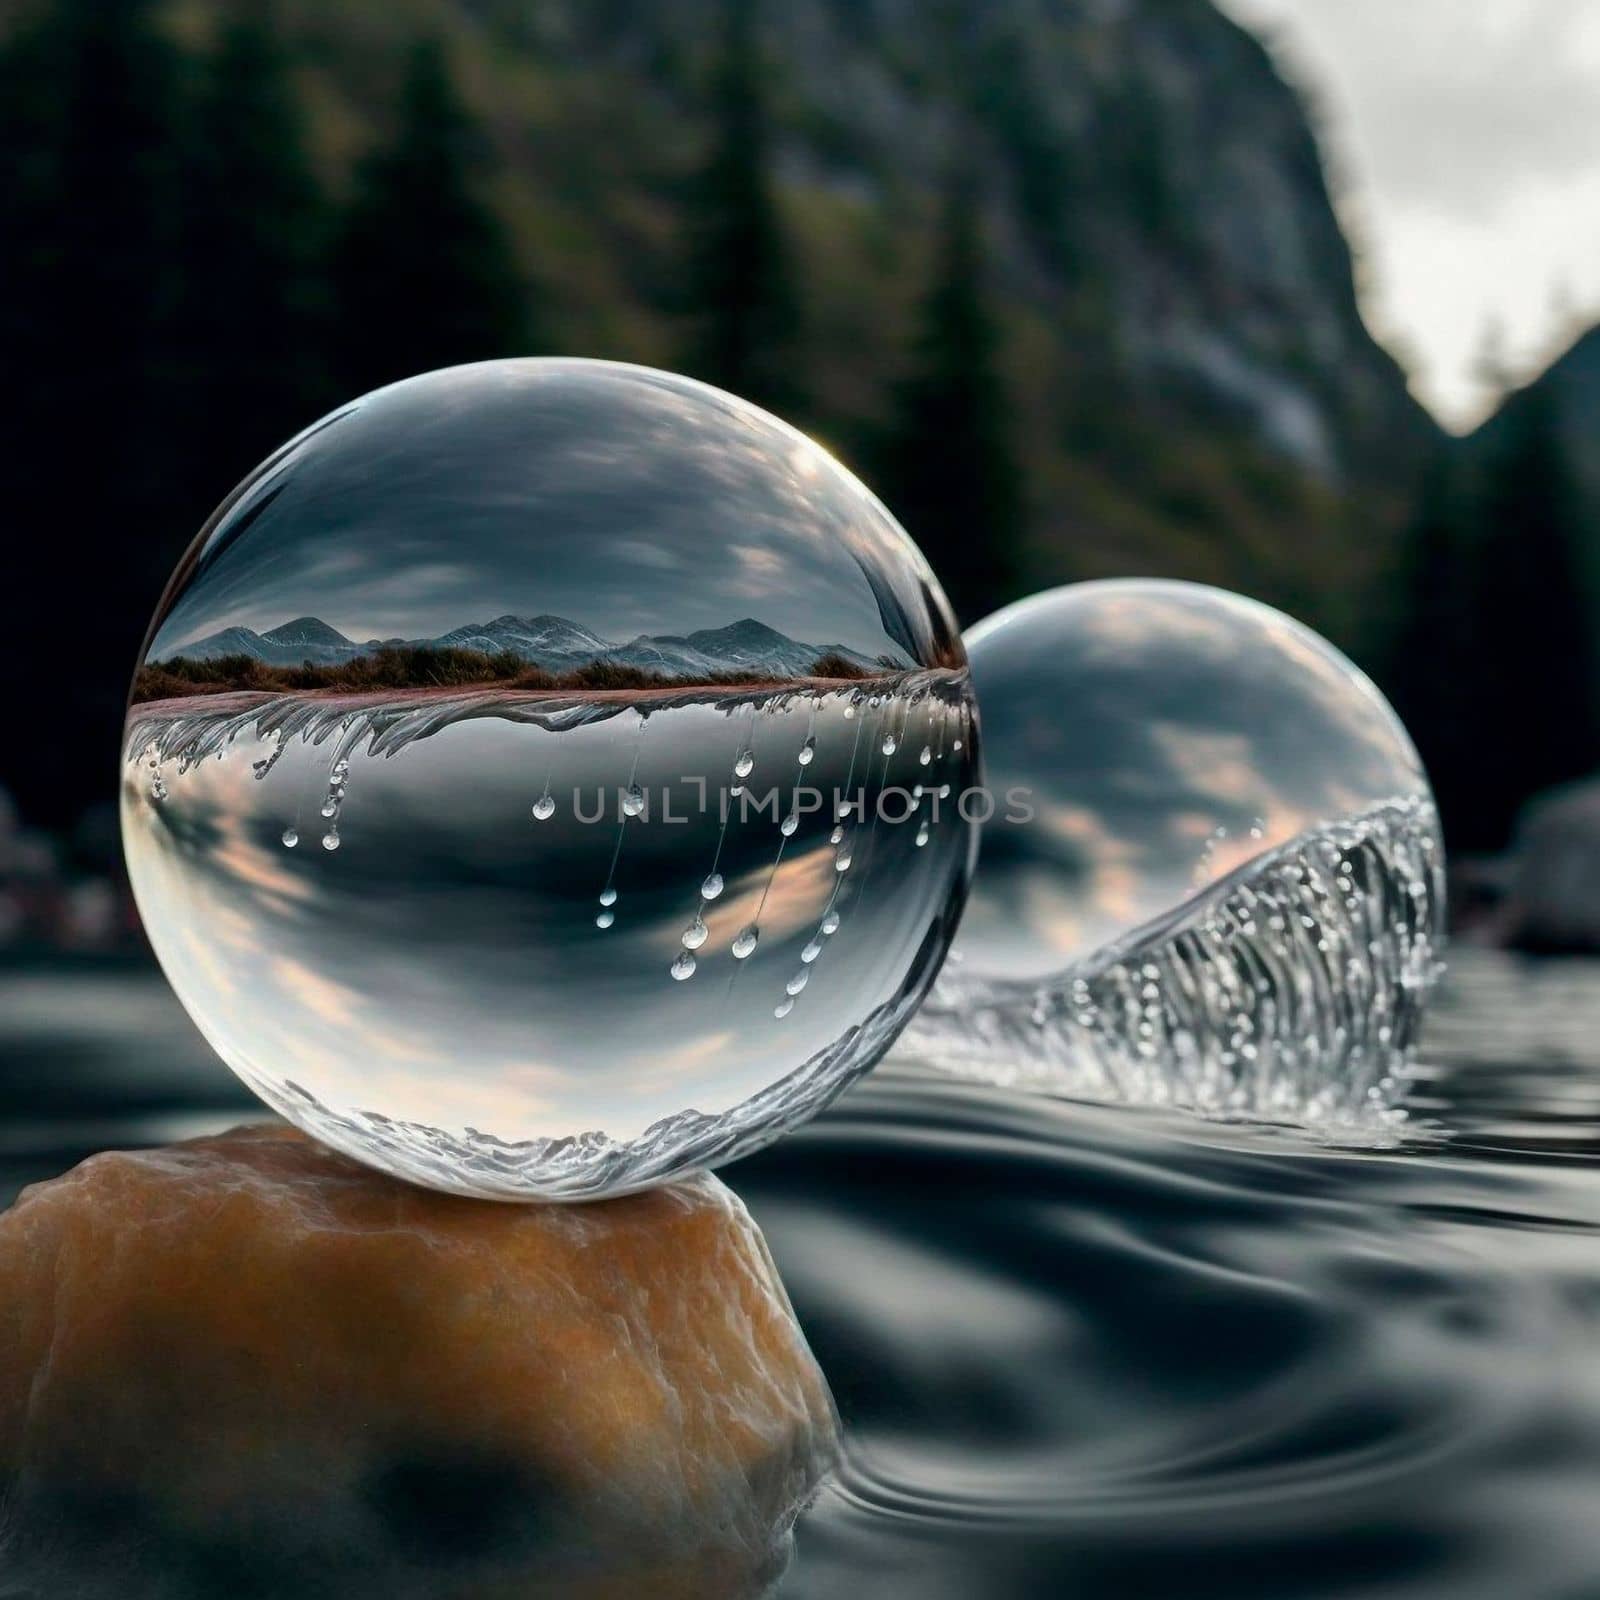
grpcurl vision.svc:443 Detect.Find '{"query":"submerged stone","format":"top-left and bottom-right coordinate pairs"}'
top-left (0, 1124), bottom-right (835, 1598)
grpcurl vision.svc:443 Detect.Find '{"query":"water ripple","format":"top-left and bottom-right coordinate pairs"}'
top-left (732, 1052), bottom-right (1600, 1592)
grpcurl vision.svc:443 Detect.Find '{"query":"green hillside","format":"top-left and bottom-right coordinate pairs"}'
top-left (158, 0), bottom-right (1435, 643)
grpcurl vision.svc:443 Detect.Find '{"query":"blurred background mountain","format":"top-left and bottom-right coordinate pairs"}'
top-left (0, 0), bottom-right (1593, 946)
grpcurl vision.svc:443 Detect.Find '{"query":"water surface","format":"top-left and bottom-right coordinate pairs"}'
top-left (2, 948), bottom-right (1599, 1596)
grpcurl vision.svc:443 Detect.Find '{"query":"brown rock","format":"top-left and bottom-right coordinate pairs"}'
top-left (0, 1124), bottom-right (835, 1599)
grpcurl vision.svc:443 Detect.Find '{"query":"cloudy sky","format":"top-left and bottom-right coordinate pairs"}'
top-left (149, 361), bottom-right (937, 667)
top-left (1219, 0), bottom-right (1600, 431)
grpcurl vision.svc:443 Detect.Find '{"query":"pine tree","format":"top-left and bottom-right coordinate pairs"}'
top-left (180, 2), bottom-right (331, 495)
top-left (684, 0), bottom-right (801, 417)
top-left (877, 169), bottom-right (1022, 626)
top-left (1384, 450), bottom-right (1477, 850)
top-left (1467, 381), bottom-right (1600, 850)
top-left (332, 38), bottom-right (535, 397)
top-left (0, 0), bottom-right (191, 826)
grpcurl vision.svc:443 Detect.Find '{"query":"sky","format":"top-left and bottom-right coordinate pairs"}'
top-left (147, 361), bottom-right (943, 669)
top-left (1219, 0), bottom-right (1600, 432)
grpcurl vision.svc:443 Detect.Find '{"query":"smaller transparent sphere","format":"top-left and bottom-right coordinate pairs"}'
top-left (960, 580), bottom-right (1440, 983)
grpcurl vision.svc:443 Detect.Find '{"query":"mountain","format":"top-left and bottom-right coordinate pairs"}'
top-left (430, 614), bottom-right (614, 664)
top-left (653, 619), bottom-right (858, 679)
top-left (207, 0), bottom-right (1429, 656)
top-left (155, 614), bottom-right (881, 679)
top-left (114, 0), bottom-right (1431, 661)
top-left (260, 617), bottom-right (356, 653)
top-left (1467, 327), bottom-right (1600, 547)
top-left (160, 625), bottom-right (285, 664)
top-left (165, 623), bottom-right (362, 669)
top-left (166, 616), bottom-right (364, 668)
top-left (0, 0), bottom-right (1443, 828)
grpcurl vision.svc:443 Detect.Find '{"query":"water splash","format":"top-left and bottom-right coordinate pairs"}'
top-left (911, 797), bottom-right (1444, 1133)
top-left (596, 713), bottom-right (647, 925)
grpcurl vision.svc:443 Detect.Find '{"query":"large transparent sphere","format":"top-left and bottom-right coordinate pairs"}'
top-left (123, 360), bottom-right (977, 1198)
top-left (919, 580), bottom-right (1444, 1127)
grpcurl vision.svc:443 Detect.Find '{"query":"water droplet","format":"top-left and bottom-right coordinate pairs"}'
top-left (531, 795), bottom-right (555, 821)
top-left (821, 910), bottom-right (841, 935)
top-left (700, 872), bottom-right (724, 901)
top-left (919, 745), bottom-right (932, 765)
top-left (953, 738), bottom-right (963, 752)
top-left (835, 848), bottom-right (853, 873)
top-left (830, 825), bottom-right (844, 845)
top-left (843, 704), bottom-right (856, 720)
top-left (671, 951), bottom-right (697, 981)
top-left (599, 887), bottom-right (618, 907)
top-left (732, 924), bottom-right (760, 960)
top-left (801, 938), bottom-right (823, 963)
top-left (938, 783), bottom-right (951, 799)
top-left (780, 811), bottom-right (799, 837)
top-left (622, 784), bottom-right (645, 817)
top-left (915, 824), bottom-right (930, 847)
top-left (798, 736), bottom-right (816, 766)
top-left (786, 969), bottom-right (809, 996)
top-left (734, 750), bottom-right (755, 778)
top-left (881, 735), bottom-right (898, 755)
top-left (281, 828), bottom-right (298, 849)
top-left (682, 918), bottom-right (708, 951)
top-left (595, 909), bottom-right (615, 930)
top-left (320, 800), bottom-right (339, 819)
top-left (774, 998), bottom-right (795, 1019)
top-left (322, 830), bottom-right (340, 852)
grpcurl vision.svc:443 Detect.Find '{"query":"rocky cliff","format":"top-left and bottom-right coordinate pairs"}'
top-left (111, 0), bottom-right (1425, 655)
top-left (7, 0), bottom-right (1436, 656)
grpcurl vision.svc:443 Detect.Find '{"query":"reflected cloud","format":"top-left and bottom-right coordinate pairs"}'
top-left (148, 360), bottom-right (950, 670)
top-left (960, 581), bottom-right (1429, 981)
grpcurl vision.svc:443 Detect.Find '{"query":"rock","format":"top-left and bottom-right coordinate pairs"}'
top-left (1507, 780), bottom-right (1600, 953)
top-left (0, 1124), bottom-right (835, 1599)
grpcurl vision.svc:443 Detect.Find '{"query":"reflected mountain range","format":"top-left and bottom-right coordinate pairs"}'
top-left (136, 613), bottom-right (899, 701)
